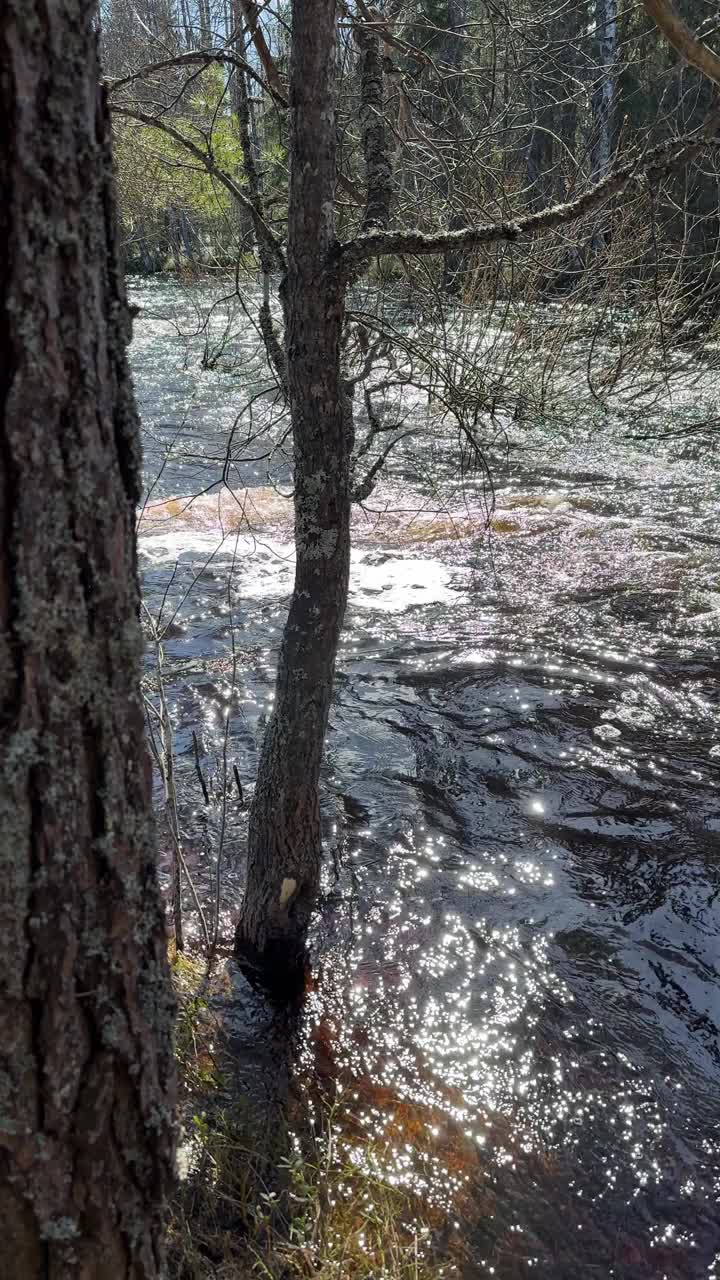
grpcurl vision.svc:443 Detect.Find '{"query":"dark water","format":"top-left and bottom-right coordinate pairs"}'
top-left (132, 278), bottom-right (720, 1277)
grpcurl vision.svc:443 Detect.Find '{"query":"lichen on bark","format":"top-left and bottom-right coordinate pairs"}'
top-left (0, 4), bottom-right (175, 1276)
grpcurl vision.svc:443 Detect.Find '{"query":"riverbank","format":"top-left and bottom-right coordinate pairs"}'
top-left (169, 954), bottom-right (462, 1280)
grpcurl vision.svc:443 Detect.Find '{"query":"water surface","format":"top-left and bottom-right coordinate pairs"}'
top-left (132, 277), bottom-right (720, 1278)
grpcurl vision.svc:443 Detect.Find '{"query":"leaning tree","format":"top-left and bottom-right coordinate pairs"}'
top-left (107, 0), bottom-right (720, 995)
top-left (0, 2), bottom-right (175, 1274)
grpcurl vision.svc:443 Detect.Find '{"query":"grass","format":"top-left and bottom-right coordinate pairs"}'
top-left (167, 954), bottom-right (463, 1280)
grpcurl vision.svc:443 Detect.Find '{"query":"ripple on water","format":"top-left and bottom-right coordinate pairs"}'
top-left (133, 283), bottom-right (720, 1276)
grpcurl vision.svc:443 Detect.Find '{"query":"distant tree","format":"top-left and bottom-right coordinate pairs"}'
top-left (0, 3), bottom-right (175, 1274)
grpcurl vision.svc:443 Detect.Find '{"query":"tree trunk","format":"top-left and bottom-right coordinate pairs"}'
top-left (592, 0), bottom-right (618, 180)
top-left (0, 5), bottom-right (176, 1276)
top-left (234, 0), bottom-right (351, 997)
top-left (230, 3), bottom-right (262, 245)
top-left (526, 81), bottom-right (558, 211)
top-left (198, 0), bottom-right (212, 46)
top-left (178, 207), bottom-right (198, 267)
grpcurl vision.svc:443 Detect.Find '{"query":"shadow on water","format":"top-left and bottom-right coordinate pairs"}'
top-left (133, 279), bottom-right (720, 1277)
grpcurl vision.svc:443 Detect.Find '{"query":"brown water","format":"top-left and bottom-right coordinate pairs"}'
top-left (133, 278), bottom-right (720, 1278)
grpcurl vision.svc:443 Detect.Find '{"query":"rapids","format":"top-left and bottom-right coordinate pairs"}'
top-left (133, 276), bottom-right (720, 1278)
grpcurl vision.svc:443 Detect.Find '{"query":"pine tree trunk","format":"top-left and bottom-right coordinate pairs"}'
top-left (0, 5), bottom-right (176, 1276)
top-left (234, 0), bottom-right (351, 996)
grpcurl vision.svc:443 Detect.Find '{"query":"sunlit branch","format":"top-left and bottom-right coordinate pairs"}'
top-left (352, 430), bottom-right (415, 502)
top-left (340, 132), bottom-right (718, 267)
top-left (236, 0), bottom-right (286, 103)
top-left (643, 0), bottom-right (720, 87)
top-left (105, 48), bottom-right (286, 107)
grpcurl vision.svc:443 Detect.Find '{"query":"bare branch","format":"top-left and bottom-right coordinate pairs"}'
top-left (352, 430), bottom-right (415, 502)
top-left (230, 58), bottom-right (288, 389)
top-left (339, 132), bottom-right (718, 267)
top-left (107, 42), bottom-right (364, 210)
top-left (105, 48), bottom-right (286, 108)
top-left (236, 0), bottom-right (286, 102)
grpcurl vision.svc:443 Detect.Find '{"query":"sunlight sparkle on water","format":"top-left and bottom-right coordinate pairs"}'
top-left (133, 282), bottom-right (720, 1272)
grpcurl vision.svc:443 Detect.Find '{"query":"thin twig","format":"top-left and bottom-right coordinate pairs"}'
top-left (192, 731), bottom-right (210, 805)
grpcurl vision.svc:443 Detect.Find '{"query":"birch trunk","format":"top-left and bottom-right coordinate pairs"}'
top-left (0, 4), bottom-right (175, 1275)
top-left (592, 0), bottom-right (618, 179)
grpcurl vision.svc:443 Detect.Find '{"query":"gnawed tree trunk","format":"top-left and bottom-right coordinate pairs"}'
top-left (234, 0), bottom-right (351, 995)
top-left (0, 4), bottom-right (176, 1276)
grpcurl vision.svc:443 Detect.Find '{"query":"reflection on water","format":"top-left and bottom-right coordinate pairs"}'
top-left (132, 279), bottom-right (720, 1276)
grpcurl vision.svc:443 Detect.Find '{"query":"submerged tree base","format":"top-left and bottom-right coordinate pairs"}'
top-left (234, 931), bottom-right (310, 1005)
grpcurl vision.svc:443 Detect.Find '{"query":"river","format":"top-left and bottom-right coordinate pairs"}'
top-left (131, 276), bottom-right (720, 1278)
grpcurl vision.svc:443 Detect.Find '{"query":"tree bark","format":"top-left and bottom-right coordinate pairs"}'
top-left (198, 0), bottom-right (212, 47)
top-left (0, 4), bottom-right (176, 1276)
top-left (234, 0), bottom-right (351, 997)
